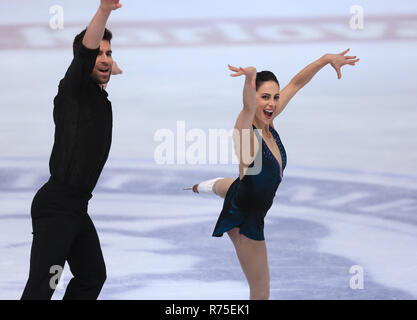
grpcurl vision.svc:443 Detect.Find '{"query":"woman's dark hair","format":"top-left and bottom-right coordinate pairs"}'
top-left (72, 27), bottom-right (113, 56)
top-left (256, 71), bottom-right (279, 91)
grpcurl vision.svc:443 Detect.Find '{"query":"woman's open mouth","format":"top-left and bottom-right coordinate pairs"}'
top-left (263, 109), bottom-right (273, 120)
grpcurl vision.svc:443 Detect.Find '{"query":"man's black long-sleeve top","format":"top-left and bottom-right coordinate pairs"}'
top-left (49, 43), bottom-right (113, 195)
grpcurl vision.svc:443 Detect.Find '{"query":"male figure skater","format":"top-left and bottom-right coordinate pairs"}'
top-left (21, 0), bottom-right (122, 299)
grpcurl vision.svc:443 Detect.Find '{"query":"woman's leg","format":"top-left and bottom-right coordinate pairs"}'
top-left (192, 177), bottom-right (235, 199)
top-left (212, 178), bottom-right (235, 198)
top-left (227, 228), bottom-right (270, 300)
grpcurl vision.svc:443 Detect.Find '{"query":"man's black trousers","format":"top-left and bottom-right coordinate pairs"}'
top-left (21, 178), bottom-right (106, 300)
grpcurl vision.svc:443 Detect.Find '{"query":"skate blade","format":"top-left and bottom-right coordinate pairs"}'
top-left (183, 187), bottom-right (193, 191)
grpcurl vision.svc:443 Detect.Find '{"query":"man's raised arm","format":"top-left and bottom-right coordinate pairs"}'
top-left (82, 0), bottom-right (122, 49)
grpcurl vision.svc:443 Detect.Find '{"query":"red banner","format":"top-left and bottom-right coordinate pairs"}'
top-left (1, 15), bottom-right (416, 50)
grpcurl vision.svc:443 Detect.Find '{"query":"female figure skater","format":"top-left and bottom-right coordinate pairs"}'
top-left (190, 49), bottom-right (359, 300)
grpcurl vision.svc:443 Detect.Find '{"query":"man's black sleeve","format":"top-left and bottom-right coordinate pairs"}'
top-left (58, 43), bottom-right (100, 98)
top-left (49, 43), bottom-right (99, 181)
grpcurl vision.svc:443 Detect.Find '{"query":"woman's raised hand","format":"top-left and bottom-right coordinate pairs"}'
top-left (228, 64), bottom-right (257, 89)
top-left (111, 61), bottom-right (123, 75)
top-left (327, 49), bottom-right (360, 79)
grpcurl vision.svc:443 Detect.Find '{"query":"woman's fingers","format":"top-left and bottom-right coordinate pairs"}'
top-left (228, 65), bottom-right (257, 82)
top-left (228, 64), bottom-right (243, 77)
top-left (228, 65), bottom-right (245, 76)
top-left (228, 64), bottom-right (240, 72)
top-left (230, 71), bottom-right (244, 77)
top-left (343, 58), bottom-right (360, 66)
top-left (336, 67), bottom-right (342, 79)
top-left (239, 67), bottom-right (250, 75)
top-left (339, 48), bottom-right (350, 56)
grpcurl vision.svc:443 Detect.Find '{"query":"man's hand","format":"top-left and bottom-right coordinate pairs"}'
top-left (82, 1), bottom-right (121, 50)
top-left (100, 0), bottom-right (122, 12)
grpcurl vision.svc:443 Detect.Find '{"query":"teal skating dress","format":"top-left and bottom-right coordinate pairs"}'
top-left (212, 125), bottom-right (287, 241)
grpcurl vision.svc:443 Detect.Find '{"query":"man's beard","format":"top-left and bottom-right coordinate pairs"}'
top-left (91, 71), bottom-right (111, 85)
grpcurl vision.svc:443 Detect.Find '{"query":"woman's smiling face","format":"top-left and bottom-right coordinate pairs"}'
top-left (254, 81), bottom-right (280, 126)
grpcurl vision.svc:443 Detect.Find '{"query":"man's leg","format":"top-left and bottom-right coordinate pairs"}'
top-left (21, 215), bottom-right (76, 300)
top-left (63, 214), bottom-right (106, 300)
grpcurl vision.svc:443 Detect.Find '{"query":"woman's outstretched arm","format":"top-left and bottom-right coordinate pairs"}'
top-left (276, 49), bottom-right (360, 116)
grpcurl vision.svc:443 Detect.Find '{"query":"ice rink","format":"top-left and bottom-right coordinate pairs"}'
top-left (1, 0), bottom-right (417, 299)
